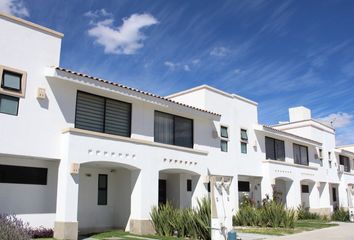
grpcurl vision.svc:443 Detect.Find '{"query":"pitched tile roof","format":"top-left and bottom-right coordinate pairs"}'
top-left (55, 67), bottom-right (221, 116)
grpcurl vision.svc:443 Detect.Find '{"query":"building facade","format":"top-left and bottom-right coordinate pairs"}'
top-left (0, 13), bottom-right (353, 240)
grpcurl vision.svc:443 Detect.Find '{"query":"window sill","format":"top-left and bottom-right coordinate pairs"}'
top-left (62, 127), bottom-right (208, 155)
top-left (262, 159), bottom-right (318, 170)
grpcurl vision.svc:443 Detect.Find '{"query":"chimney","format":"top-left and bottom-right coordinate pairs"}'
top-left (289, 106), bottom-right (311, 122)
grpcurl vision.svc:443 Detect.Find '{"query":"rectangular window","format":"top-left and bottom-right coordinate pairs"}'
top-left (332, 187), bottom-right (337, 202)
top-left (98, 174), bottom-right (108, 205)
top-left (301, 185), bottom-right (309, 193)
top-left (0, 164), bottom-right (47, 185)
top-left (293, 143), bottom-right (309, 166)
top-left (241, 142), bottom-right (247, 154)
top-left (187, 179), bottom-right (192, 192)
top-left (2, 70), bottom-right (22, 92)
top-left (0, 65), bottom-right (27, 97)
top-left (154, 111), bottom-right (193, 148)
top-left (241, 129), bottom-right (248, 141)
top-left (75, 91), bottom-right (131, 137)
top-left (238, 181), bottom-right (250, 192)
top-left (339, 155), bottom-right (350, 172)
top-left (158, 179), bottom-right (167, 205)
top-left (0, 94), bottom-right (19, 115)
top-left (328, 152), bottom-right (331, 160)
top-left (329, 160), bottom-right (332, 168)
top-left (265, 137), bottom-right (285, 161)
top-left (221, 140), bottom-right (228, 152)
top-left (220, 126), bottom-right (228, 138)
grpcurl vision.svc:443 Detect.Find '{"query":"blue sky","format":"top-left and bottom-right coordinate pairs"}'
top-left (1, 0), bottom-right (354, 144)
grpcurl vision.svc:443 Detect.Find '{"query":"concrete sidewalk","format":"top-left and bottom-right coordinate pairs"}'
top-left (267, 222), bottom-right (354, 240)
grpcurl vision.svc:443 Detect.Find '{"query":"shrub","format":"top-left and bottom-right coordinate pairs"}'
top-left (0, 214), bottom-right (31, 240)
top-left (0, 214), bottom-right (53, 240)
top-left (331, 207), bottom-right (349, 222)
top-left (297, 205), bottom-right (321, 220)
top-left (150, 198), bottom-right (211, 240)
top-left (233, 200), bottom-right (297, 228)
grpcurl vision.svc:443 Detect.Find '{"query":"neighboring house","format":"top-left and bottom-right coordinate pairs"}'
top-left (0, 13), bottom-right (353, 240)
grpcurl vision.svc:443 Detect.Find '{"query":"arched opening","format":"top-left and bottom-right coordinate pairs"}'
top-left (300, 179), bottom-right (316, 209)
top-left (78, 161), bottom-right (139, 234)
top-left (158, 168), bottom-right (200, 209)
top-left (273, 177), bottom-right (293, 206)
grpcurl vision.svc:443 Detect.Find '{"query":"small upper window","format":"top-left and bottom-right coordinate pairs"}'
top-left (0, 65), bottom-right (27, 98)
top-left (241, 129), bottom-right (248, 141)
top-left (2, 70), bottom-right (22, 92)
top-left (220, 126), bottom-right (228, 138)
top-left (221, 140), bottom-right (228, 152)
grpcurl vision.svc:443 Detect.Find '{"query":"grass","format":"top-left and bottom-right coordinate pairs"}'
top-left (34, 220), bottom-right (339, 239)
top-left (235, 220), bottom-right (338, 236)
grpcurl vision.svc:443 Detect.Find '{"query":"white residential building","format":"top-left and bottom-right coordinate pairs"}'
top-left (0, 13), bottom-right (353, 240)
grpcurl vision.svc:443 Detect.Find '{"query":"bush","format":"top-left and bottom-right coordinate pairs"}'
top-left (150, 198), bottom-right (211, 240)
top-left (0, 214), bottom-right (53, 240)
top-left (233, 200), bottom-right (297, 228)
top-left (0, 214), bottom-right (31, 240)
top-left (297, 205), bottom-right (321, 220)
top-left (331, 207), bottom-right (349, 222)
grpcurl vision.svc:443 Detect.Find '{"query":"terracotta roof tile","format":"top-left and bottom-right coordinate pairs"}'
top-left (55, 67), bottom-right (221, 117)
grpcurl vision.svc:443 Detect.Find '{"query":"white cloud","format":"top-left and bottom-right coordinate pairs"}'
top-left (86, 11), bottom-right (158, 55)
top-left (0, 0), bottom-right (29, 17)
top-left (210, 46), bottom-right (228, 57)
top-left (164, 61), bottom-right (191, 72)
top-left (319, 112), bottom-right (353, 128)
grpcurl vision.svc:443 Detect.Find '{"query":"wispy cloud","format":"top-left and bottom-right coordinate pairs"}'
top-left (164, 61), bottom-right (191, 72)
top-left (85, 10), bottom-right (158, 55)
top-left (319, 112), bottom-right (353, 128)
top-left (259, 0), bottom-right (294, 34)
top-left (0, 0), bottom-right (29, 17)
top-left (210, 46), bottom-right (229, 57)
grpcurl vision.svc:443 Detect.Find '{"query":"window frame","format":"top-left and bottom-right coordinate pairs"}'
top-left (240, 129), bottom-right (248, 142)
top-left (238, 181), bottom-right (250, 192)
top-left (154, 110), bottom-right (194, 148)
top-left (220, 125), bottom-right (229, 152)
top-left (220, 126), bottom-right (229, 138)
top-left (75, 91), bottom-right (132, 137)
top-left (339, 155), bottom-right (350, 173)
top-left (241, 142), bottom-right (247, 154)
top-left (98, 174), bottom-right (108, 205)
top-left (301, 184), bottom-right (309, 193)
top-left (0, 65), bottom-right (27, 98)
top-left (293, 143), bottom-right (309, 166)
top-left (265, 137), bottom-right (285, 161)
top-left (187, 179), bottom-right (192, 192)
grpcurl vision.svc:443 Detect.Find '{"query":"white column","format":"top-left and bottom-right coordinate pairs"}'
top-left (54, 134), bottom-right (79, 240)
top-left (129, 168), bottom-right (158, 234)
top-left (286, 181), bottom-right (301, 208)
top-left (54, 160), bottom-right (79, 240)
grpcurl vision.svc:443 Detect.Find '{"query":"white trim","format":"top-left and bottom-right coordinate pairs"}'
top-left (62, 128), bottom-right (209, 155)
top-left (262, 159), bottom-right (318, 170)
top-left (166, 84), bottom-right (258, 106)
top-left (0, 13), bottom-right (63, 38)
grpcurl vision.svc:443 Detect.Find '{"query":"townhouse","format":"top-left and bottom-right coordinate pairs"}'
top-left (0, 13), bottom-right (353, 240)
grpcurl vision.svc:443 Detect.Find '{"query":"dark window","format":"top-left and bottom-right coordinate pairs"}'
top-left (187, 179), bottom-right (192, 192)
top-left (1, 70), bottom-right (22, 92)
top-left (241, 142), bottom-right (247, 154)
top-left (265, 137), bottom-right (285, 161)
top-left (75, 91), bottom-right (131, 137)
top-left (207, 182), bottom-right (211, 193)
top-left (221, 140), bottom-right (228, 152)
top-left (241, 129), bottom-right (248, 141)
top-left (220, 126), bottom-right (228, 138)
top-left (158, 179), bottom-right (167, 205)
top-left (98, 174), bottom-right (108, 205)
top-left (0, 94), bottom-right (19, 115)
top-left (332, 187), bottom-right (337, 202)
top-left (339, 155), bottom-right (350, 172)
top-left (293, 144), bottom-right (309, 166)
top-left (154, 111), bottom-right (193, 148)
top-left (238, 181), bottom-right (250, 192)
top-left (0, 164), bottom-right (47, 185)
top-left (301, 185), bottom-right (309, 193)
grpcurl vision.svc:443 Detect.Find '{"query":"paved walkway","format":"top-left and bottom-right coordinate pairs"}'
top-left (267, 222), bottom-right (354, 240)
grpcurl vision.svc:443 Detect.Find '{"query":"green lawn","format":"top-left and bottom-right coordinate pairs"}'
top-left (234, 220), bottom-right (338, 236)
